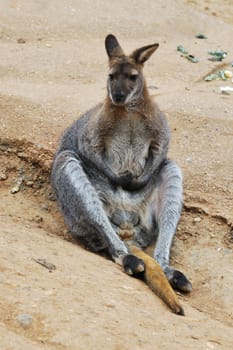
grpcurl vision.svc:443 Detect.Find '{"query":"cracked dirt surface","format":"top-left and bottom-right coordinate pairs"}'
top-left (0, 1), bottom-right (233, 349)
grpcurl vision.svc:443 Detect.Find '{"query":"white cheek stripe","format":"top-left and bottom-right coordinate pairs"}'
top-left (107, 84), bottom-right (116, 104)
top-left (125, 86), bottom-right (138, 104)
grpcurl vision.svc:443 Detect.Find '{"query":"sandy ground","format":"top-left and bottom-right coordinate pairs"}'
top-left (0, 0), bottom-right (233, 349)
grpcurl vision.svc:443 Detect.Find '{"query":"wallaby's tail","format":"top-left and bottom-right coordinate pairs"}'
top-left (129, 245), bottom-right (184, 315)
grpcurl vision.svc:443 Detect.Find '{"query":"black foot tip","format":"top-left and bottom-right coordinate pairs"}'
top-left (170, 270), bottom-right (192, 293)
top-left (122, 254), bottom-right (145, 276)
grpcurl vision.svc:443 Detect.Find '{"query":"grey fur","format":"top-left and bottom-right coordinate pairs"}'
top-left (51, 35), bottom-right (192, 291)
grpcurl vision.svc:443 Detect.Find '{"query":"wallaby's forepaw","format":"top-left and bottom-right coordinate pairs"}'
top-left (122, 254), bottom-right (145, 276)
top-left (166, 268), bottom-right (192, 293)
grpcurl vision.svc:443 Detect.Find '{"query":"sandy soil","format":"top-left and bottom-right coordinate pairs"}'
top-left (0, 1), bottom-right (233, 349)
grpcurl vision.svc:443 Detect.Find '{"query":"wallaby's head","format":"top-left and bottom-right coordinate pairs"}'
top-left (105, 34), bottom-right (159, 106)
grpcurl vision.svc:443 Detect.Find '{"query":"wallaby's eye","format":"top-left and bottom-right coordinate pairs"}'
top-left (129, 74), bottom-right (138, 82)
top-left (109, 74), bottom-right (114, 81)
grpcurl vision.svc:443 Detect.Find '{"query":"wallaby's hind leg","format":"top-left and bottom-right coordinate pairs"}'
top-left (153, 160), bottom-right (192, 293)
top-left (52, 150), bottom-right (128, 259)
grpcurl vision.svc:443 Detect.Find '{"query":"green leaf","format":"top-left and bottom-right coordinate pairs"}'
top-left (208, 50), bottom-right (227, 61)
top-left (185, 54), bottom-right (199, 63)
top-left (204, 73), bottom-right (218, 81)
top-left (204, 70), bottom-right (228, 81)
top-left (177, 45), bottom-right (188, 54)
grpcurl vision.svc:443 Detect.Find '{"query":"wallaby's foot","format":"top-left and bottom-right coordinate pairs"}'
top-left (122, 254), bottom-right (145, 275)
top-left (165, 267), bottom-right (192, 293)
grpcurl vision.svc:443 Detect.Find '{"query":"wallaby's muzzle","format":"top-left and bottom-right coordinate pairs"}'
top-left (112, 90), bottom-right (126, 104)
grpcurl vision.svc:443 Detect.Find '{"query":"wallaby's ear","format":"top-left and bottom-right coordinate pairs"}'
top-left (105, 34), bottom-right (125, 59)
top-left (130, 43), bottom-right (159, 65)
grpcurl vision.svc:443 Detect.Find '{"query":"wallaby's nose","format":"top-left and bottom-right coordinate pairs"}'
top-left (114, 91), bottom-right (125, 103)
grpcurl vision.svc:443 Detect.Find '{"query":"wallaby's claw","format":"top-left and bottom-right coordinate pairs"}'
top-left (168, 270), bottom-right (192, 293)
top-left (122, 254), bottom-right (145, 275)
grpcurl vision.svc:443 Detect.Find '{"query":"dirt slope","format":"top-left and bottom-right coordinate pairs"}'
top-left (0, 1), bottom-right (233, 349)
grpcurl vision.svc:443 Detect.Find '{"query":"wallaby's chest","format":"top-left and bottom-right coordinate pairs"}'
top-left (105, 117), bottom-right (151, 177)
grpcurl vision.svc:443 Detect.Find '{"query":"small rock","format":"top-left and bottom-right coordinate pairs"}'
top-left (0, 172), bottom-right (7, 180)
top-left (25, 180), bottom-right (34, 187)
top-left (122, 285), bottom-right (134, 290)
top-left (223, 70), bottom-right (232, 79)
top-left (17, 152), bottom-right (28, 159)
top-left (193, 217), bottom-right (202, 223)
top-left (17, 314), bottom-right (33, 328)
top-left (10, 177), bottom-right (24, 194)
top-left (17, 38), bottom-right (26, 44)
top-left (42, 159), bottom-right (52, 171)
top-left (33, 215), bottom-right (43, 223)
top-left (41, 204), bottom-right (49, 211)
top-left (11, 185), bottom-right (20, 194)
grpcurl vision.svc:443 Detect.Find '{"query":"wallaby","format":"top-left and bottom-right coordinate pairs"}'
top-left (51, 34), bottom-right (192, 315)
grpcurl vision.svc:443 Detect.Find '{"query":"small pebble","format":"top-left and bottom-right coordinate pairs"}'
top-left (193, 217), bottom-right (202, 223)
top-left (17, 38), bottom-right (26, 44)
top-left (224, 70), bottom-right (232, 79)
top-left (17, 314), bottom-right (33, 327)
top-left (10, 177), bottom-right (24, 194)
top-left (17, 152), bottom-right (28, 159)
top-left (104, 302), bottom-right (116, 308)
top-left (33, 215), bottom-right (43, 223)
top-left (122, 285), bottom-right (134, 290)
top-left (11, 185), bottom-right (20, 194)
top-left (41, 204), bottom-right (49, 211)
top-left (25, 180), bottom-right (34, 187)
top-left (0, 172), bottom-right (7, 180)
